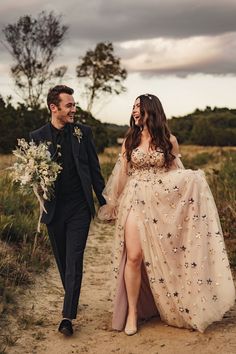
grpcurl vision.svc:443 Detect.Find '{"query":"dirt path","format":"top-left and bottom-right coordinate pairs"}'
top-left (6, 221), bottom-right (236, 354)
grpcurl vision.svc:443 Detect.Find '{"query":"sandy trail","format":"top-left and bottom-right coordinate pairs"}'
top-left (6, 221), bottom-right (236, 354)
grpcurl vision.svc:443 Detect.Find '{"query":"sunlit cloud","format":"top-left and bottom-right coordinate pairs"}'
top-left (120, 32), bottom-right (236, 76)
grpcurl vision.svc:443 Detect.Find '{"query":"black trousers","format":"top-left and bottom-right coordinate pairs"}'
top-left (47, 198), bottom-right (91, 319)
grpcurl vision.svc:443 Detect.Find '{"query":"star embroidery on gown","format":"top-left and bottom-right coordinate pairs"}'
top-left (207, 278), bottom-right (213, 285)
top-left (153, 218), bottom-right (158, 224)
top-left (191, 262), bottom-right (197, 268)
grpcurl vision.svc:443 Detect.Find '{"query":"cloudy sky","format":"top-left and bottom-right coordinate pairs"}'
top-left (0, 0), bottom-right (236, 124)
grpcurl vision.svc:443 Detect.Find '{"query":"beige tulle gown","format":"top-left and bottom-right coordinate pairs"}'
top-left (98, 147), bottom-right (235, 333)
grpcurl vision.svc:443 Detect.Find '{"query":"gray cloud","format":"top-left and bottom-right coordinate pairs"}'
top-left (67, 0), bottom-right (236, 42)
top-left (0, 0), bottom-right (236, 78)
top-left (1, 0), bottom-right (236, 42)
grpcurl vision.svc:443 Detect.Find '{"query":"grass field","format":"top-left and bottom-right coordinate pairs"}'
top-left (0, 145), bottom-right (235, 352)
top-left (99, 144), bottom-right (236, 180)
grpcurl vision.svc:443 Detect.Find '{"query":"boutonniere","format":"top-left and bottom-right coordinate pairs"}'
top-left (73, 126), bottom-right (83, 143)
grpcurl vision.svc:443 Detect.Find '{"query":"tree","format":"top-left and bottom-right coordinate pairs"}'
top-left (190, 118), bottom-right (216, 146)
top-left (76, 42), bottom-right (127, 112)
top-left (0, 95), bottom-right (49, 153)
top-left (2, 11), bottom-right (68, 109)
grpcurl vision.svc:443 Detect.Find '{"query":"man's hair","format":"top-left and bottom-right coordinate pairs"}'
top-left (47, 85), bottom-right (74, 111)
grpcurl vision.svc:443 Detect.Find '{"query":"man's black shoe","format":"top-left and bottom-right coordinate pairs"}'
top-left (58, 319), bottom-right (73, 336)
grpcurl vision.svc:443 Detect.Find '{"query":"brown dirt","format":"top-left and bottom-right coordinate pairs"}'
top-left (4, 221), bottom-right (236, 354)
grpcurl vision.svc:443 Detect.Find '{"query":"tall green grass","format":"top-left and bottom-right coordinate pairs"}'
top-left (181, 149), bottom-right (236, 265)
top-left (208, 151), bottom-right (236, 265)
top-left (0, 173), bottom-right (50, 318)
top-left (0, 147), bottom-right (235, 350)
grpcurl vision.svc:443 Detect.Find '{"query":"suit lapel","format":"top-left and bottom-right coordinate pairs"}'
top-left (41, 123), bottom-right (56, 159)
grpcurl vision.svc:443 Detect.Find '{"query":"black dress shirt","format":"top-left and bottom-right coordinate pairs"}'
top-left (50, 123), bottom-right (86, 201)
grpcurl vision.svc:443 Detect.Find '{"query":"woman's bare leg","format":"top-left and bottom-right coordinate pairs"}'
top-left (124, 208), bottom-right (142, 334)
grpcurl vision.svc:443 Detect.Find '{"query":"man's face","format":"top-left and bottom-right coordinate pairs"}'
top-left (50, 93), bottom-right (76, 125)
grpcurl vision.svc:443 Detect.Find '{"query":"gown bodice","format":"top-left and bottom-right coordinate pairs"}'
top-left (129, 147), bottom-right (166, 179)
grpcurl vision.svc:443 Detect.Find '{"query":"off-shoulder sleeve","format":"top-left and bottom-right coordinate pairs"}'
top-left (98, 152), bottom-right (129, 220)
top-left (169, 134), bottom-right (185, 170)
top-left (173, 153), bottom-right (185, 169)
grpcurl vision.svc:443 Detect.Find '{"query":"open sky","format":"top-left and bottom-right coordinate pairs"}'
top-left (0, 0), bottom-right (236, 124)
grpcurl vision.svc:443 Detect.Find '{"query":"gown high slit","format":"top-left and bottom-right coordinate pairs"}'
top-left (98, 147), bottom-right (235, 333)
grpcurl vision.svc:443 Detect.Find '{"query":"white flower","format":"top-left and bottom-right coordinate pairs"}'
top-left (73, 126), bottom-right (83, 143)
top-left (9, 138), bottom-right (62, 201)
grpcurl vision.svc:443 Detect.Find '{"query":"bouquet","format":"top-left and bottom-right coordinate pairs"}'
top-left (9, 138), bottom-right (62, 231)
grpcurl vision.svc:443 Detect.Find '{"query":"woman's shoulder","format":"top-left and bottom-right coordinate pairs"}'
top-left (170, 134), bottom-right (178, 144)
top-left (121, 139), bottom-right (127, 153)
top-left (170, 134), bottom-right (180, 156)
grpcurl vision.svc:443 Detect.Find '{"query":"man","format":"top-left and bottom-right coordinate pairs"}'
top-left (30, 85), bottom-right (106, 336)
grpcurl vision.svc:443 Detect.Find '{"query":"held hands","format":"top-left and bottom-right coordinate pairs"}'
top-left (97, 218), bottom-right (115, 225)
top-left (97, 204), bottom-right (117, 224)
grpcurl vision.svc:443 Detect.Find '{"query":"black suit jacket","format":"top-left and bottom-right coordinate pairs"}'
top-left (29, 122), bottom-right (106, 224)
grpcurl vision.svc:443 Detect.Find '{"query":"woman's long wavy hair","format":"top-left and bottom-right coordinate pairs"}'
top-left (125, 94), bottom-right (175, 168)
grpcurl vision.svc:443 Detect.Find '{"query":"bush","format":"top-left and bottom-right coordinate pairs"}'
top-left (182, 152), bottom-right (213, 169)
top-left (0, 175), bottom-right (43, 243)
top-left (208, 152), bottom-right (236, 264)
top-left (0, 171), bottom-right (51, 320)
top-left (168, 107), bottom-right (236, 146)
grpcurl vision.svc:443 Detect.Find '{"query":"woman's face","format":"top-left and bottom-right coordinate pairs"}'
top-left (132, 98), bottom-right (147, 127)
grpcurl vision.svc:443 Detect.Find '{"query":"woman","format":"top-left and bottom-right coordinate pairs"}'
top-left (98, 94), bottom-right (235, 335)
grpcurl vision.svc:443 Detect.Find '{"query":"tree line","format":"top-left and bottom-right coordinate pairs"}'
top-left (0, 96), bottom-right (127, 153)
top-left (1, 95), bottom-right (235, 154)
top-left (168, 107), bottom-right (236, 146)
